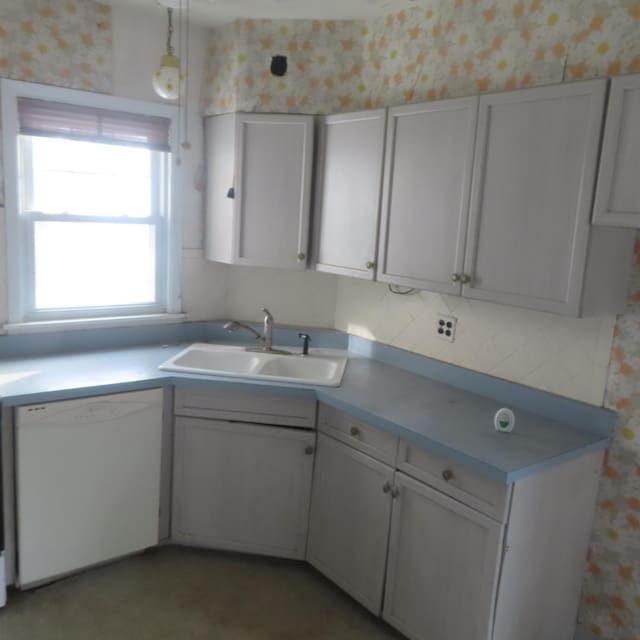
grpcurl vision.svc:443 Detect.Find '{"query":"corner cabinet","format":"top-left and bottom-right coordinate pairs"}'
top-left (172, 387), bottom-right (317, 559)
top-left (204, 113), bottom-right (314, 269)
top-left (313, 110), bottom-right (387, 279)
top-left (377, 97), bottom-right (478, 294)
top-left (593, 74), bottom-right (640, 227)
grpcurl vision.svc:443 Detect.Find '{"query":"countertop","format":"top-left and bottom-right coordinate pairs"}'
top-left (0, 342), bottom-right (611, 484)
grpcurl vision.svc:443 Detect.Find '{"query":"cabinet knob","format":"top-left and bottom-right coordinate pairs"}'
top-left (451, 273), bottom-right (461, 283)
top-left (382, 481), bottom-right (392, 494)
top-left (459, 274), bottom-right (471, 284)
top-left (304, 445), bottom-right (315, 455)
top-left (366, 261), bottom-right (376, 270)
top-left (442, 469), bottom-right (454, 482)
top-left (297, 252), bottom-right (306, 262)
top-left (391, 486), bottom-right (400, 499)
top-left (349, 426), bottom-right (360, 438)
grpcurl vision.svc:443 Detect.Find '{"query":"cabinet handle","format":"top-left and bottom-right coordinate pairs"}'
top-left (459, 274), bottom-right (471, 284)
top-left (366, 261), bottom-right (376, 270)
top-left (442, 469), bottom-right (454, 482)
top-left (297, 252), bottom-right (306, 262)
top-left (382, 481), bottom-right (392, 494)
top-left (349, 426), bottom-right (360, 438)
top-left (304, 445), bottom-right (315, 455)
top-left (391, 486), bottom-right (400, 499)
top-left (451, 273), bottom-right (461, 283)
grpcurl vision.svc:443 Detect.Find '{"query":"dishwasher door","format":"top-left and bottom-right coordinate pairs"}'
top-left (16, 388), bottom-right (163, 587)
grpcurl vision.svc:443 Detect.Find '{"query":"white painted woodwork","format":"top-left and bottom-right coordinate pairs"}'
top-left (593, 73), bottom-right (640, 227)
top-left (174, 386), bottom-right (316, 428)
top-left (172, 417), bottom-right (315, 559)
top-left (317, 403), bottom-right (398, 465)
top-left (492, 451), bottom-right (603, 640)
top-left (464, 80), bottom-right (610, 315)
top-left (378, 97), bottom-right (478, 293)
top-left (383, 472), bottom-right (503, 640)
top-left (397, 441), bottom-right (510, 521)
top-left (204, 113), bottom-right (314, 269)
top-left (15, 389), bottom-right (163, 587)
top-left (314, 110), bottom-right (386, 279)
top-left (307, 433), bottom-right (394, 614)
top-left (204, 113), bottom-right (235, 264)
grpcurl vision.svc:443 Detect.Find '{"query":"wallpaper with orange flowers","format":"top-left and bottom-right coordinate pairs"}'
top-left (580, 237), bottom-right (640, 640)
top-left (203, 1), bottom-right (640, 115)
top-left (0, 0), bottom-right (112, 93)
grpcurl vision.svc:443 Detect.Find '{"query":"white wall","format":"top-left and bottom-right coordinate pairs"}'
top-left (112, 4), bottom-right (228, 322)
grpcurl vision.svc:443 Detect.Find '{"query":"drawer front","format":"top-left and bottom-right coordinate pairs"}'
top-left (398, 442), bottom-right (510, 521)
top-left (175, 387), bottom-right (316, 428)
top-left (317, 404), bottom-right (398, 465)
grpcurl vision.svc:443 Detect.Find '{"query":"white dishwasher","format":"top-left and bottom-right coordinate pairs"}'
top-left (16, 388), bottom-right (163, 587)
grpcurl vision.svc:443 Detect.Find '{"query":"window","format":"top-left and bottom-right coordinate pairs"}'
top-left (1, 80), bottom-right (181, 326)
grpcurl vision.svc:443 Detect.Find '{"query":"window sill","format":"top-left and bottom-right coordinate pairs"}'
top-left (3, 313), bottom-right (188, 335)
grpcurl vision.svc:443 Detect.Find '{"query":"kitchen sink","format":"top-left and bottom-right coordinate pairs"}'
top-left (159, 343), bottom-right (348, 387)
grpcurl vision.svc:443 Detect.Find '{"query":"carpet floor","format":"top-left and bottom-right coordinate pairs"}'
top-left (0, 545), bottom-right (403, 640)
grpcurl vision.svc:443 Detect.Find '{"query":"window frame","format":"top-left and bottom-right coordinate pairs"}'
top-left (1, 79), bottom-right (182, 325)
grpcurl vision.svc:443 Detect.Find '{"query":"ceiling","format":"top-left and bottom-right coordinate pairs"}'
top-left (107, 0), bottom-right (421, 26)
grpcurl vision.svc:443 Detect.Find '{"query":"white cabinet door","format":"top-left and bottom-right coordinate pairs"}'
top-left (383, 473), bottom-right (503, 640)
top-left (172, 417), bottom-right (315, 559)
top-left (378, 97), bottom-right (478, 293)
top-left (307, 433), bottom-right (394, 614)
top-left (314, 110), bottom-right (386, 279)
top-left (234, 113), bottom-right (314, 269)
top-left (463, 80), bottom-right (607, 314)
top-left (593, 74), bottom-right (640, 227)
top-left (204, 113), bottom-right (313, 269)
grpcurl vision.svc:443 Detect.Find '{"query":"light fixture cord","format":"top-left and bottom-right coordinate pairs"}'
top-left (166, 7), bottom-right (174, 55)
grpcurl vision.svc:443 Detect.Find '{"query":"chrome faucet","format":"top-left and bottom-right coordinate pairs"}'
top-left (262, 307), bottom-right (274, 351)
top-left (223, 308), bottom-right (290, 354)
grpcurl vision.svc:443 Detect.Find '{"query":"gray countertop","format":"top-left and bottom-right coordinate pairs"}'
top-left (0, 343), bottom-right (610, 483)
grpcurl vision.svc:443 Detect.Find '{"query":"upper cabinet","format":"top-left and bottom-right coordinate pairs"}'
top-left (205, 113), bottom-right (314, 269)
top-left (377, 97), bottom-right (478, 294)
top-left (463, 79), bottom-right (632, 315)
top-left (313, 110), bottom-right (386, 280)
top-left (593, 74), bottom-right (640, 227)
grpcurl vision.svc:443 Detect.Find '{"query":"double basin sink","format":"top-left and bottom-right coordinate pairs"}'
top-left (160, 343), bottom-right (348, 387)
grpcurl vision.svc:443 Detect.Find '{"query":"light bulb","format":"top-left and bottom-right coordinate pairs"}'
top-left (153, 53), bottom-right (181, 101)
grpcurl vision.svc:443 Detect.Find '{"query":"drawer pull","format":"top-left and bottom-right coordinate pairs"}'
top-left (304, 445), bottom-right (315, 455)
top-left (349, 426), bottom-right (361, 438)
top-left (391, 486), bottom-right (400, 499)
top-left (382, 481), bottom-right (392, 494)
top-left (442, 469), bottom-right (454, 482)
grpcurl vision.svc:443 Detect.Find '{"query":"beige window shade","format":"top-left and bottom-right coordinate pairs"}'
top-left (18, 98), bottom-right (171, 152)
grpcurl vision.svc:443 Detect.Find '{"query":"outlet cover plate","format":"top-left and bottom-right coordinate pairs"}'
top-left (437, 314), bottom-right (457, 342)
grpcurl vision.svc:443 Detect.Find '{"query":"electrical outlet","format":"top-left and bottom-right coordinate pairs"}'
top-left (437, 314), bottom-right (457, 342)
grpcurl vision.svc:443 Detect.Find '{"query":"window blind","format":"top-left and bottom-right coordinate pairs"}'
top-left (17, 98), bottom-right (171, 152)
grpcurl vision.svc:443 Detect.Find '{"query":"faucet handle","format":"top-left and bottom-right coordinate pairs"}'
top-left (262, 307), bottom-right (273, 320)
top-left (298, 332), bottom-right (311, 356)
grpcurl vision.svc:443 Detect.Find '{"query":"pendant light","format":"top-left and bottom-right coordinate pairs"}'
top-left (153, 3), bottom-right (181, 101)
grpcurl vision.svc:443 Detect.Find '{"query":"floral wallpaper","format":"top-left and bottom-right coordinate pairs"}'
top-left (0, 0), bottom-right (112, 93)
top-left (580, 236), bottom-right (640, 640)
top-left (202, 19), bottom-right (364, 115)
top-left (203, 0), bottom-right (640, 115)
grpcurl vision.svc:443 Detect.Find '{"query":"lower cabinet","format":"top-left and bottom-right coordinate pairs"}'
top-left (172, 417), bottom-right (315, 559)
top-left (307, 433), bottom-right (394, 614)
top-left (383, 473), bottom-right (503, 640)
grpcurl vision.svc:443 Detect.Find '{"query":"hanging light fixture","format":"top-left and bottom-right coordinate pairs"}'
top-left (153, 3), bottom-right (181, 101)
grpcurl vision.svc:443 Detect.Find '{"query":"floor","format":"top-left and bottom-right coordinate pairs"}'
top-left (0, 546), bottom-right (402, 640)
